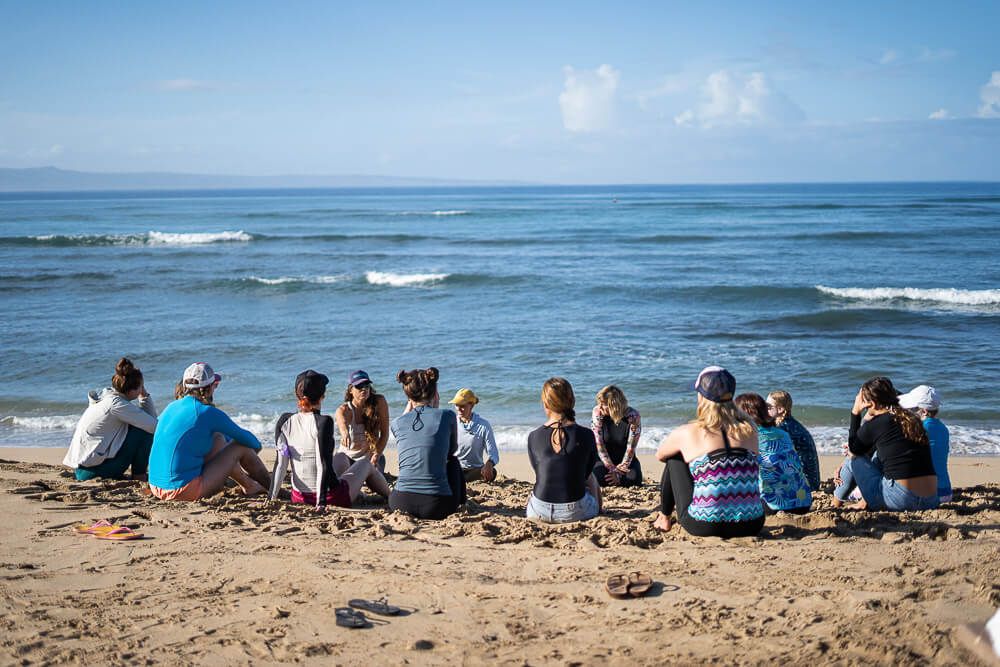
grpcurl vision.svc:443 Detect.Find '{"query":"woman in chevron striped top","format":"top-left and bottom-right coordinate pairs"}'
top-left (653, 366), bottom-right (765, 538)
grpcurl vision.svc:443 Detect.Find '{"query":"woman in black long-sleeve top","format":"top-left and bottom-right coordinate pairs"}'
top-left (834, 376), bottom-right (938, 511)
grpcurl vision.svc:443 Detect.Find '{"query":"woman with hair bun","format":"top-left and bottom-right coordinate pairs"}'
top-left (388, 367), bottom-right (466, 520)
top-left (63, 358), bottom-right (158, 481)
top-left (526, 377), bottom-right (602, 523)
top-left (834, 376), bottom-right (938, 511)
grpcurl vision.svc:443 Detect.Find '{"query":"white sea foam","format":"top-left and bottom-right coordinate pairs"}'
top-left (146, 230), bottom-right (254, 245)
top-left (0, 415), bottom-right (79, 430)
top-left (396, 210), bottom-right (470, 216)
top-left (817, 285), bottom-right (1000, 306)
top-left (365, 271), bottom-right (448, 287)
top-left (246, 275), bottom-right (347, 286)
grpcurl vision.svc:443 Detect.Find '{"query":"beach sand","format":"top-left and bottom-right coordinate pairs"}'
top-left (1, 447), bottom-right (997, 665)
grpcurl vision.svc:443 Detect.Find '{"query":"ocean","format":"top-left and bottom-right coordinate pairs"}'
top-left (1, 183), bottom-right (999, 455)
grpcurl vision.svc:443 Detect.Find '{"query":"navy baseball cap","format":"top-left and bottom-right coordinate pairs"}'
top-left (348, 369), bottom-right (371, 387)
top-left (296, 370), bottom-right (329, 401)
top-left (693, 366), bottom-right (736, 403)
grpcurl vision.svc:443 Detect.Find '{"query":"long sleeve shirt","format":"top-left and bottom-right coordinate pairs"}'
top-left (64, 388), bottom-right (158, 468)
top-left (455, 412), bottom-right (499, 469)
top-left (591, 406), bottom-right (641, 468)
top-left (269, 411), bottom-right (338, 508)
top-left (149, 396), bottom-right (261, 489)
top-left (778, 416), bottom-right (821, 492)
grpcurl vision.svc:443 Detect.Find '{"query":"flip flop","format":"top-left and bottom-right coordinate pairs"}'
top-left (335, 607), bottom-right (368, 628)
top-left (72, 520), bottom-right (115, 535)
top-left (95, 526), bottom-right (144, 541)
top-left (627, 571), bottom-right (653, 598)
top-left (605, 573), bottom-right (630, 599)
top-left (348, 597), bottom-right (401, 616)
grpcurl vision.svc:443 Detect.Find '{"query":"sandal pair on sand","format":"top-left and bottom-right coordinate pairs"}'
top-left (606, 572), bottom-right (653, 599)
top-left (335, 598), bottom-right (402, 628)
top-left (72, 520), bottom-right (144, 541)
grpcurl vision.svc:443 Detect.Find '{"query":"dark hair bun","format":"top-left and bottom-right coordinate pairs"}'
top-left (396, 369), bottom-right (408, 384)
top-left (426, 367), bottom-right (439, 382)
top-left (115, 357), bottom-right (135, 377)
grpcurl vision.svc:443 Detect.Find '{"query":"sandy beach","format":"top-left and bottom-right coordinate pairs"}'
top-left (1, 446), bottom-right (997, 665)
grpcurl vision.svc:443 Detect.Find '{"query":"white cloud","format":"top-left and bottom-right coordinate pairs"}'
top-left (154, 79), bottom-right (215, 93)
top-left (674, 70), bottom-right (803, 128)
top-left (978, 71), bottom-right (1000, 118)
top-left (49, 144), bottom-right (64, 155)
top-left (928, 109), bottom-right (951, 120)
top-left (559, 64), bottom-right (619, 132)
top-left (879, 49), bottom-right (899, 65)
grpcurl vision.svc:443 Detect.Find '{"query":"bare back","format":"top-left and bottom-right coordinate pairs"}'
top-left (656, 422), bottom-right (759, 464)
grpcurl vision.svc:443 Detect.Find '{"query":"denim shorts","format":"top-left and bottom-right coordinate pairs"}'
top-left (526, 492), bottom-right (599, 523)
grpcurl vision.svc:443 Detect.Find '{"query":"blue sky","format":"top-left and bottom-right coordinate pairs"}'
top-left (1, 1), bottom-right (999, 183)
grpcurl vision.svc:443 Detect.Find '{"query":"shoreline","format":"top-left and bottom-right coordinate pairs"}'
top-left (2, 446), bottom-right (996, 488)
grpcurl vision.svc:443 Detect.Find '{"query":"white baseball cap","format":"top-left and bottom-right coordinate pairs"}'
top-left (182, 362), bottom-right (221, 390)
top-left (898, 385), bottom-right (940, 410)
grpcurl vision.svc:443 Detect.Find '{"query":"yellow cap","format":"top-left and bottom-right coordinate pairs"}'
top-left (448, 388), bottom-right (479, 405)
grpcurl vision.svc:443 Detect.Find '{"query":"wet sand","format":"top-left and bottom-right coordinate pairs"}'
top-left (1, 447), bottom-right (997, 665)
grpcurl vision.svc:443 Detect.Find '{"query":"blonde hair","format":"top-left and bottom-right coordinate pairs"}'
top-left (541, 377), bottom-right (576, 452)
top-left (767, 390), bottom-right (792, 424)
top-left (691, 396), bottom-right (756, 441)
top-left (596, 385), bottom-right (628, 424)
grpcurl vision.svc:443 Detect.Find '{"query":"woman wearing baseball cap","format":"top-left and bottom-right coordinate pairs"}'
top-left (148, 362), bottom-right (270, 501)
top-left (335, 370), bottom-right (390, 472)
top-left (653, 366), bottom-right (765, 538)
top-left (269, 370), bottom-right (390, 508)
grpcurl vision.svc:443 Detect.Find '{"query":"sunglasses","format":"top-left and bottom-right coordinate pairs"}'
top-left (353, 382), bottom-right (372, 391)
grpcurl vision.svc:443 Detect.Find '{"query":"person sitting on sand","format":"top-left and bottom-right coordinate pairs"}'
top-left (335, 370), bottom-right (390, 472)
top-left (148, 362), bottom-right (270, 501)
top-left (448, 388), bottom-right (500, 483)
top-left (766, 390), bottom-right (821, 492)
top-left (63, 357), bottom-right (157, 481)
top-left (526, 377), bottom-right (602, 523)
top-left (591, 385), bottom-right (643, 487)
top-left (388, 367), bottom-right (467, 520)
top-left (735, 393), bottom-right (812, 515)
top-left (832, 376), bottom-right (938, 511)
top-left (654, 367), bottom-right (765, 538)
top-left (898, 385), bottom-right (951, 503)
top-left (269, 370), bottom-right (390, 508)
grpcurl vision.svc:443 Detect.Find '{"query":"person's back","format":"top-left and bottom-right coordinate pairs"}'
top-left (527, 423), bottom-right (597, 504)
top-left (393, 406), bottom-right (455, 496)
top-left (778, 415), bottom-right (821, 491)
top-left (756, 425), bottom-right (812, 512)
top-left (678, 424), bottom-right (764, 523)
top-left (924, 416), bottom-right (951, 501)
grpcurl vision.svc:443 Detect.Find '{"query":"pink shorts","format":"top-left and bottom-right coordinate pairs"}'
top-left (291, 479), bottom-right (352, 508)
top-left (149, 476), bottom-right (204, 501)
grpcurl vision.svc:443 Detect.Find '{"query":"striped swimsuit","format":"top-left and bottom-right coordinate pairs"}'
top-left (687, 435), bottom-right (765, 523)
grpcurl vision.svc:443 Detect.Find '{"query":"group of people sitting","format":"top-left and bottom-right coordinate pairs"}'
top-left (63, 357), bottom-right (951, 538)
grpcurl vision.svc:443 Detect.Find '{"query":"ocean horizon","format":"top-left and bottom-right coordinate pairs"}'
top-left (2, 182), bottom-right (998, 455)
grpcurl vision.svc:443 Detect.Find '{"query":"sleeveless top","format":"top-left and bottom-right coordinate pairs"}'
top-left (338, 402), bottom-right (372, 460)
top-left (687, 429), bottom-right (764, 523)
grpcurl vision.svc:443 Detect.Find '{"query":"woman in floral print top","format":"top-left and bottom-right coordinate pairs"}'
top-left (591, 385), bottom-right (644, 487)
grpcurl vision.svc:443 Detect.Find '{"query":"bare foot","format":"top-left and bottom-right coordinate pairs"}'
top-left (831, 497), bottom-right (843, 508)
top-left (238, 480), bottom-right (266, 496)
top-left (653, 512), bottom-right (673, 532)
top-left (847, 500), bottom-right (867, 511)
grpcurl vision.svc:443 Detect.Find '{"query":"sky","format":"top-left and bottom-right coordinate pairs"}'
top-left (1, 1), bottom-right (999, 184)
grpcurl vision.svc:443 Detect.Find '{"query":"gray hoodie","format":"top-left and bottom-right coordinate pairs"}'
top-left (62, 388), bottom-right (157, 468)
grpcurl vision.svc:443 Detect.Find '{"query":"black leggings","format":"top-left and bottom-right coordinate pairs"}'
top-left (660, 454), bottom-right (764, 539)
top-left (594, 457), bottom-right (643, 487)
top-left (389, 456), bottom-right (466, 520)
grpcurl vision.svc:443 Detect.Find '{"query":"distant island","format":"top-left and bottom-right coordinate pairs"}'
top-left (0, 167), bottom-right (529, 192)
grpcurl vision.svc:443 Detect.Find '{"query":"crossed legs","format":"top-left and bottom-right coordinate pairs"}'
top-left (200, 433), bottom-right (270, 497)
